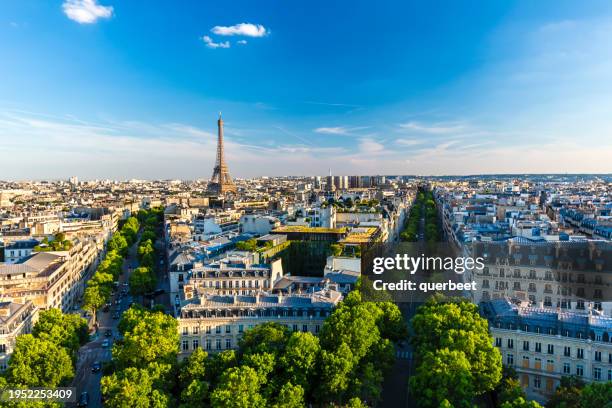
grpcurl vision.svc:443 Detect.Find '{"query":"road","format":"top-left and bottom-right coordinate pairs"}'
top-left (380, 193), bottom-right (429, 408)
top-left (70, 238), bottom-right (139, 407)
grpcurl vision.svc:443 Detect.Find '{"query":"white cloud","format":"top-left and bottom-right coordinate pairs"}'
top-left (211, 23), bottom-right (267, 37)
top-left (62, 0), bottom-right (113, 24)
top-left (399, 121), bottom-right (464, 134)
top-left (395, 138), bottom-right (423, 146)
top-left (315, 127), bottom-right (349, 135)
top-left (358, 138), bottom-right (385, 153)
top-left (314, 126), bottom-right (369, 135)
top-left (237, 40), bottom-right (248, 45)
top-left (202, 35), bottom-right (230, 49)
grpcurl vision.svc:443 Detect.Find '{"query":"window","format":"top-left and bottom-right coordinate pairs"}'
top-left (182, 340), bottom-right (189, 351)
top-left (608, 369), bottom-right (612, 381)
top-left (534, 376), bottom-right (541, 389)
top-left (563, 363), bottom-right (571, 374)
top-left (315, 325), bottom-right (320, 333)
top-left (535, 342), bottom-right (542, 353)
top-left (522, 356), bottom-right (530, 368)
top-left (225, 339), bottom-right (231, 349)
top-left (576, 365), bottom-right (583, 377)
top-left (0, 344), bottom-right (6, 354)
top-left (193, 326), bottom-right (199, 335)
top-left (507, 339), bottom-right (514, 349)
top-left (577, 348), bottom-right (584, 359)
top-left (206, 339), bottom-right (211, 350)
top-left (293, 324), bottom-right (298, 332)
top-left (216, 339), bottom-right (222, 350)
top-left (495, 337), bottom-right (502, 347)
top-left (225, 325), bottom-right (231, 334)
top-left (206, 326), bottom-right (211, 334)
top-left (523, 341), bottom-right (530, 351)
top-left (595, 351), bottom-right (601, 362)
top-left (593, 367), bottom-right (601, 380)
top-left (564, 346), bottom-right (571, 357)
top-left (193, 339), bottom-right (199, 349)
top-left (507, 354), bottom-right (514, 366)
top-left (547, 344), bottom-right (554, 355)
top-left (182, 327), bottom-right (188, 335)
top-left (302, 325), bottom-right (308, 332)
top-left (238, 324), bottom-right (244, 333)
top-left (216, 326), bottom-right (221, 334)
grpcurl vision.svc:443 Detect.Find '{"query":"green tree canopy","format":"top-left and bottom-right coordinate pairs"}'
top-left (5, 335), bottom-right (74, 387)
top-left (210, 366), bottom-right (267, 408)
top-left (32, 308), bottom-right (88, 356)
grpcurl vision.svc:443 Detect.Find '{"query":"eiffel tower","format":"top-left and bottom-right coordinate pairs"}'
top-left (207, 113), bottom-right (237, 195)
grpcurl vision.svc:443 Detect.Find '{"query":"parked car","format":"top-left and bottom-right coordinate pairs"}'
top-left (77, 392), bottom-right (89, 407)
top-left (112, 312), bottom-right (120, 319)
top-left (101, 339), bottom-right (110, 348)
top-left (91, 361), bottom-right (101, 373)
top-left (105, 329), bottom-right (112, 337)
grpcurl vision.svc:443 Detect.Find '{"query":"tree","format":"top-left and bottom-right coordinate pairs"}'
top-left (179, 348), bottom-right (209, 407)
top-left (272, 382), bottom-right (305, 408)
top-left (330, 244), bottom-right (343, 257)
top-left (32, 308), bottom-right (88, 356)
top-left (316, 343), bottom-right (354, 403)
top-left (238, 322), bottom-right (289, 357)
top-left (580, 381), bottom-right (612, 408)
top-left (546, 376), bottom-right (584, 408)
top-left (114, 308), bottom-right (178, 369)
top-left (410, 349), bottom-right (475, 408)
top-left (498, 378), bottom-right (527, 405)
top-left (108, 234), bottom-right (128, 255)
top-left (210, 366), bottom-right (266, 408)
top-left (235, 239), bottom-right (258, 252)
top-left (101, 366), bottom-right (172, 408)
top-left (279, 332), bottom-right (320, 394)
top-left (501, 398), bottom-right (543, 408)
top-left (5, 335), bottom-right (74, 387)
top-left (410, 297), bottom-right (502, 397)
top-left (83, 283), bottom-right (109, 316)
top-left (129, 266), bottom-right (155, 297)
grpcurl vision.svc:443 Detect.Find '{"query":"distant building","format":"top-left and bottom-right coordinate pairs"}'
top-left (3, 239), bottom-right (39, 264)
top-left (240, 214), bottom-right (280, 235)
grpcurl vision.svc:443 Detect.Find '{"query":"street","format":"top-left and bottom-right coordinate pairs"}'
top-left (69, 239), bottom-right (138, 408)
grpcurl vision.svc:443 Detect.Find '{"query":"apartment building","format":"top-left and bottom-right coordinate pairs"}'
top-left (0, 236), bottom-right (105, 312)
top-left (470, 240), bottom-right (612, 316)
top-left (177, 288), bottom-right (342, 356)
top-left (0, 300), bottom-right (38, 370)
top-left (482, 299), bottom-right (612, 400)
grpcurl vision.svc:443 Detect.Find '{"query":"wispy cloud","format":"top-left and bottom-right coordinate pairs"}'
top-left (202, 35), bottom-right (230, 49)
top-left (315, 127), bottom-right (349, 135)
top-left (399, 121), bottom-right (464, 134)
top-left (62, 0), bottom-right (113, 24)
top-left (237, 40), bottom-right (248, 45)
top-left (395, 138), bottom-right (424, 146)
top-left (358, 138), bottom-right (385, 153)
top-left (211, 23), bottom-right (267, 37)
top-left (314, 126), bottom-right (369, 135)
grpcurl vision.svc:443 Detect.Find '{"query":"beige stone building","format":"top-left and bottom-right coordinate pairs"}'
top-left (177, 289), bottom-right (342, 356)
top-left (0, 300), bottom-right (38, 370)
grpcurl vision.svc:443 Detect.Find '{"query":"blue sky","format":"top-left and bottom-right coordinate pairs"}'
top-left (1, 0), bottom-right (612, 179)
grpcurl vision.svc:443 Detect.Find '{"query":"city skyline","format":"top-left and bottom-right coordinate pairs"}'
top-left (2, 0), bottom-right (612, 179)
